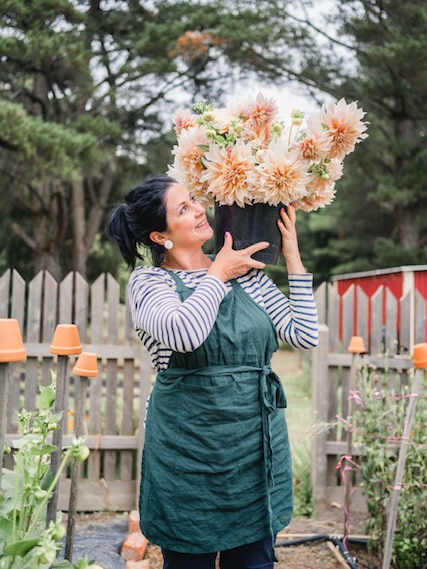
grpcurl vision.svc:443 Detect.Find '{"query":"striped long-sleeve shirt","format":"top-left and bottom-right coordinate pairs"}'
top-left (128, 265), bottom-right (319, 372)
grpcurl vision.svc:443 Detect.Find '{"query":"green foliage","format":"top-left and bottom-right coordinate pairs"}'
top-left (292, 444), bottom-right (314, 518)
top-left (0, 375), bottom-right (91, 569)
top-left (352, 365), bottom-right (427, 569)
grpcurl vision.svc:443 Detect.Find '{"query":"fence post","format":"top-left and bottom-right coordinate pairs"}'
top-left (311, 324), bottom-right (330, 512)
top-left (0, 319), bottom-right (27, 487)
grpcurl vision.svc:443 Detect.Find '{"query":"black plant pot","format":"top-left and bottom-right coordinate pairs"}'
top-left (214, 202), bottom-right (285, 265)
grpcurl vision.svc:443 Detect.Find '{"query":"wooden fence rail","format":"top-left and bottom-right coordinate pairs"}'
top-left (312, 281), bottom-right (426, 513)
top-left (0, 269), bottom-right (152, 512)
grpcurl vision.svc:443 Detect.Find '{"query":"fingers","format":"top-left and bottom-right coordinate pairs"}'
top-left (211, 232), bottom-right (267, 281)
top-left (223, 232), bottom-right (268, 255)
top-left (278, 204), bottom-right (295, 228)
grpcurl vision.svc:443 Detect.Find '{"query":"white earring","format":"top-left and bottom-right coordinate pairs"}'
top-left (164, 239), bottom-right (174, 250)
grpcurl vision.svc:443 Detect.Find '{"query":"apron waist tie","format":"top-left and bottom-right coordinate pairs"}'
top-left (159, 363), bottom-right (287, 484)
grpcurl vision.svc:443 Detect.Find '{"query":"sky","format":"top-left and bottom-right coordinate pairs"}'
top-left (223, 0), bottom-right (337, 122)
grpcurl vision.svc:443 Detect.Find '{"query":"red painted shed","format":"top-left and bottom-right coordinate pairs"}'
top-left (331, 265), bottom-right (427, 348)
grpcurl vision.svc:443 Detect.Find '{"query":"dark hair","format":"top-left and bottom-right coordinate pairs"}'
top-left (106, 174), bottom-right (176, 269)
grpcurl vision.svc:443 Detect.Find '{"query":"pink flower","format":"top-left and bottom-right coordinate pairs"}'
top-left (173, 108), bottom-right (197, 135)
top-left (295, 116), bottom-right (332, 161)
top-left (240, 93), bottom-right (279, 144)
top-left (168, 93), bottom-right (368, 209)
top-left (256, 141), bottom-right (310, 205)
top-left (294, 159), bottom-right (343, 212)
top-left (321, 98), bottom-right (369, 160)
top-left (200, 141), bottom-right (257, 207)
top-left (168, 126), bottom-right (211, 204)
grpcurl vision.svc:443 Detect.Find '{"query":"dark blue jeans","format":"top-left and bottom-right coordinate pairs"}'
top-left (162, 535), bottom-right (275, 569)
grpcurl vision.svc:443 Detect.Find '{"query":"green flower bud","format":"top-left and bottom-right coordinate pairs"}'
top-left (291, 109), bottom-right (304, 126)
top-left (203, 111), bottom-right (215, 123)
top-left (271, 122), bottom-right (283, 136)
top-left (205, 128), bottom-right (217, 139)
top-left (71, 437), bottom-right (90, 462)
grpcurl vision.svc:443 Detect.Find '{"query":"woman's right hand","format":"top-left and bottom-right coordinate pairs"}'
top-left (207, 232), bottom-right (269, 282)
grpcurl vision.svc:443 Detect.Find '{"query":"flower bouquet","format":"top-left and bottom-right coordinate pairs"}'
top-left (168, 93), bottom-right (368, 263)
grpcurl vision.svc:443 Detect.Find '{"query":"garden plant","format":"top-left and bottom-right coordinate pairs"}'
top-left (352, 363), bottom-right (427, 569)
top-left (0, 374), bottom-right (98, 569)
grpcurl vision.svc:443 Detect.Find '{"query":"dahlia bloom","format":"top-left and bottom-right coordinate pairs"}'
top-left (168, 93), bottom-right (368, 211)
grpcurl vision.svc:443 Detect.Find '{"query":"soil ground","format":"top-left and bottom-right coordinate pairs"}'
top-left (71, 508), bottom-right (380, 569)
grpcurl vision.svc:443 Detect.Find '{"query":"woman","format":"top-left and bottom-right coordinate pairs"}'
top-left (106, 173), bottom-right (319, 569)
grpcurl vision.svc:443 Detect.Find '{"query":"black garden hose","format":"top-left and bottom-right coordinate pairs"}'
top-left (275, 534), bottom-right (367, 569)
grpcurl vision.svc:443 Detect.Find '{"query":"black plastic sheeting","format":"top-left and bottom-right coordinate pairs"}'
top-left (58, 517), bottom-right (128, 569)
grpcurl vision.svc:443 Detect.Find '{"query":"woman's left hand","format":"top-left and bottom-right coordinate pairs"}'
top-left (277, 205), bottom-right (306, 274)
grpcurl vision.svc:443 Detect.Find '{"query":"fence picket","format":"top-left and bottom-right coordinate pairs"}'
top-left (87, 274), bottom-right (105, 482)
top-left (399, 291), bottom-right (411, 354)
top-left (356, 287), bottom-right (369, 342)
top-left (342, 284), bottom-right (355, 350)
top-left (104, 274), bottom-right (120, 481)
top-left (74, 272), bottom-right (89, 342)
top-left (385, 288), bottom-right (398, 355)
top-left (415, 291), bottom-right (426, 344)
top-left (370, 286), bottom-right (383, 355)
top-left (0, 269), bottom-right (10, 317)
top-left (59, 272), bottom-right (73, 323)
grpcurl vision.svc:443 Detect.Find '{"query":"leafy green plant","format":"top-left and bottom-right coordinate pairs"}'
top-left (292, 443), bottom-right (314, 518)
top-left (353, 365), bottom-right (427, 569)
top-left (0, 376), bottom-right (95, 569)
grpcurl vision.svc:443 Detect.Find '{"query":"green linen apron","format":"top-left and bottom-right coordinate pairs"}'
top-left (139, 270), bottom-right (293, 554)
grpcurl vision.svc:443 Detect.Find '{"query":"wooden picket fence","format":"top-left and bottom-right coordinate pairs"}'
top-left (311, 281), bottom-right (427, 513)
top-left (0, 269), bottom-right (152, 512)
top-left (2, 268), bottom-right (426, 514)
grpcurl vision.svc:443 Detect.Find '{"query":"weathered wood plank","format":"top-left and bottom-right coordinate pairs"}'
top-left (314, 281), bottom-right (327, 326)
top-left (6, 433), bottom-right (139, 449)
top-left (311, 324), bottom-right (330, 511)
top-left (370, 286), bottom-right (384, 355)
top-left (59, 272), bottom-right (73, 324)
top-left (74, 272), bottom-right (89, 342)
top-left (356, 287), bottom-right (369, 346)
top-left (57, 479), bottom-right (137, 512)
top-left (104, 274), bottom-right (120, 480)
top-left (0, 269), bottom-right (11, 317)
top-left (11, 270), bottom-right (26, 327)
top-left (23, 342), bottom-right (140, 359)
top-left (328, 285), bottom-right (341, 353)
top-left (87, 274), bottom-right (105, 481)
top-left (341, 285), bottom-right (355, 353)
top-left (121, 359), bottom-right (136, 481)
top-left (7, 271), bottom-right (26, 430)
top-left (399, 291), bottom-right (411, 354)
top-left (385, 288), bottom-right (398, 355)
top-left (414, 291), bottom-right (426, 344)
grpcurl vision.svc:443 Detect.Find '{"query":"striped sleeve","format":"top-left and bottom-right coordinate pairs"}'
top-left (128, 267), bottom-right (228, 352)
top-left (258, 272), bottom-right (319, 349)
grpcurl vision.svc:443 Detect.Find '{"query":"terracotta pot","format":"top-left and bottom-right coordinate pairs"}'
top-left (347, 335), bottom-right (366, 354)
top-left (0, 318), bottom-right (27, 363)
top-left (215, 202), bottom-right (285, 265)
top-left (50, 324), bottom-right (82, 356)
top-left (73, 351), bottom-right (98, 377)
top-left (413, 342), bottom-right (427, 369)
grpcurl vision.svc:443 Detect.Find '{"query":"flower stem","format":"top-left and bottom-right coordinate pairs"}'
top-left (23, 448), bottom-right (72, 538)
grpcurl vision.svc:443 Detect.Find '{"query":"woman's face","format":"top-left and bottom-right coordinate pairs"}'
top-left (163, 183), bottom-right (213, 248)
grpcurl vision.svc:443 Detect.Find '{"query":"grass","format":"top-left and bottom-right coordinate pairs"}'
top-left (272, 345), bottom-right (314, 517)
top-left (271, 346), bottom-right (312, 451)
